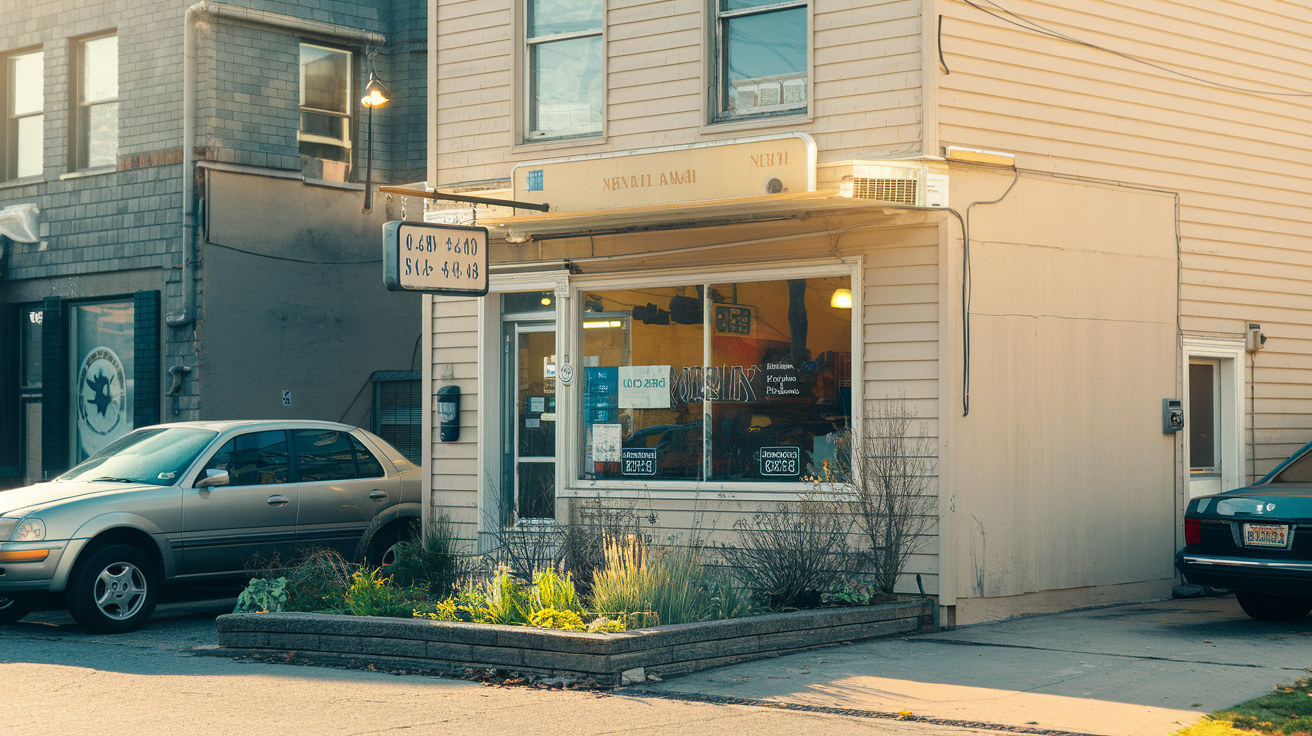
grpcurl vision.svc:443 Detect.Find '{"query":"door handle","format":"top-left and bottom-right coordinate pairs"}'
top-left (267, 495), bottom-right (290, 507)
top-left (368, 490), bottom-right (388, 501)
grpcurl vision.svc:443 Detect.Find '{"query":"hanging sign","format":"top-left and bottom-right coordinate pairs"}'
top-left (383, 221), bottom-right (489, 296)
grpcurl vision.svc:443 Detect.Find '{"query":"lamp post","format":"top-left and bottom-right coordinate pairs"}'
top-left (361, 72), bottom-right (391, 212)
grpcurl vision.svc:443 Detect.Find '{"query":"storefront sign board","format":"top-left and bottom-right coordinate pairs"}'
top-left (511, 134), bottom-right (816, 213)
top-left (618, 365), bottom-right (671, 409)
top-left (383, 221), bottom-right (488, 296)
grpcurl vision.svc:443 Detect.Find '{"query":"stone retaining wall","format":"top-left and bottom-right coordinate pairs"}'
top-left (215, 598), bottom-right (934, 687)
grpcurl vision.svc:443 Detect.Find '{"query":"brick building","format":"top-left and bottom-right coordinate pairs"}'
top-left (0, 0), bottom-right (427, 487)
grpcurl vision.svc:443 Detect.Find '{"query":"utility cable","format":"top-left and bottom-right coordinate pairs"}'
top-left (957, 0), bottom-right (1312, 97)
top-left (205, 238), bottom-right (381, 265)
top-left (961, 168), bottom-right (1020, 417)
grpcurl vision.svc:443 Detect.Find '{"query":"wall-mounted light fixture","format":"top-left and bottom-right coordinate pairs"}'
top-left (361, 72), bottom-right (391, 212)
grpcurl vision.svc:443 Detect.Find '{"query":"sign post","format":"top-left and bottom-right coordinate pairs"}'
top-left (383, 221), bottom-right (489, 296)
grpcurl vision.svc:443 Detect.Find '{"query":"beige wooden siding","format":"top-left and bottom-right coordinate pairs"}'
top-left (429, 295), bottom-right (483, 544)
top-left (937, 0), bottom-right (1312, 481)
top-left (433, 0), bottom-right (926, 186)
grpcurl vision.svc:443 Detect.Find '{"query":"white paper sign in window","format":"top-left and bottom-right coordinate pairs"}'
top-left (618, 365), bottom-right (670, 409)
top-left (592, 423), bottom-right (622, 462)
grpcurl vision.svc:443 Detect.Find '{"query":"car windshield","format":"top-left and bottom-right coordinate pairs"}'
top-left (57, 428), bottom-right (219, 486)
top-left (1269, 448), bottom-right (1312, 484)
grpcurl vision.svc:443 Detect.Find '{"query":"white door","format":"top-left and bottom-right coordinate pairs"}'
top-left (1188, 359), bottom-right (1223, 498)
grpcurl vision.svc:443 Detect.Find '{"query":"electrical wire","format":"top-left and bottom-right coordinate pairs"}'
top-left (962, 168), bottom-right (1020, 417)
top-left (957, 0), bottom-right (1312, 97)
top-left (206, 238), bottom-right (382, 265)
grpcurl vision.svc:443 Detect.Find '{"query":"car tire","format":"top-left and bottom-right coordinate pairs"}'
top-left (1235, 591), bottom-right (1312, 622)
top-left (365, 521), bottom-right (415, 570)
top-left (0, 594), bottom-right (32, 625)
top-left (66, 544), bottom-right (160, 634)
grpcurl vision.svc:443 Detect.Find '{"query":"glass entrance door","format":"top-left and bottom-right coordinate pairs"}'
top-left (507, 322), bottom-right (557, 521)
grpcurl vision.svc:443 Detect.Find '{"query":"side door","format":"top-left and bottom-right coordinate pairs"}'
top-left (292, 429), bottom-right (396, 559)
top-left (180, 429), bottom-right (299, 576)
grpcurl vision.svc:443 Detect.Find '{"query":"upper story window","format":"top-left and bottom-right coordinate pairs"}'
top-left (525, 0), bottom-right (603, 141)
top-left (74, 34), bottom-right (117, 170)
top-left (6, 49), bottom-right (43, 180)
top-left (299, 43), bottom-right (353, 181)
top-left (713, 0), bottom-right (808, 122)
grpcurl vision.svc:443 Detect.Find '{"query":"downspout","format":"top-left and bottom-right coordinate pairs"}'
top-left (166, 1), bottom-right (387, 329)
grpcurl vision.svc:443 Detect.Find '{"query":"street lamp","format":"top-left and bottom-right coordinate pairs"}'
top-left (361, 72), bottom-right (391, 212)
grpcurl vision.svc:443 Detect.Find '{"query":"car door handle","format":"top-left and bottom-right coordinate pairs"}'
top-left (267, 495), bottom-right (290, 507)
top-left (368, 490), bottom-right (388, 501)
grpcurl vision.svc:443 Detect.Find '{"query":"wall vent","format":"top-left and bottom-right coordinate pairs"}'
top-left (819, 161), bottom-right (949, 208)
top-left (851, 177), bottom-right (917, 204)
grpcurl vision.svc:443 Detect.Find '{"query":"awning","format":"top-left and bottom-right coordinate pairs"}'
top-left (481, 190), bottom-right (945, 243)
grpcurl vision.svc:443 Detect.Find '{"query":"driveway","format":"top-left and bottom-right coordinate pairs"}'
top-left (633, 596), bottom-right (1312, 736)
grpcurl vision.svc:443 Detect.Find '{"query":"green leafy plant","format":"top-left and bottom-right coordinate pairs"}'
top-left (233, 576), bottom-right (289, 613)
top-left (533, 570), bottom-right (583, 613)
top-left (822, 580), bottom-right (875, 607)
top-left (590, 535), bottom-right (711, 626)
top-left (706, 566), bottom-right (758, 619)
top-left (469, 568), bottom-right (533, 625)
top-left (344, 568), bottom-right (409, 618)
top-left (529, 607), bottom-right (585, 631)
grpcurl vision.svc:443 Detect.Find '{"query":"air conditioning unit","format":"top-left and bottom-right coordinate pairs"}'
top-left (818, 160), bottom-right (949, 208)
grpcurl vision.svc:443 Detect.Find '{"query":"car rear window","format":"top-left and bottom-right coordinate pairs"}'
top-left (1271, 450), bottom-right (1312, 483)
top-left (294, 430), bottom-right (360, 481)
top-left (352, 437), bottom-right (385, 478)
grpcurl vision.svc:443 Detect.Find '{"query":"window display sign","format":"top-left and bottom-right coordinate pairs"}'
top-left (618, 365), bottom-right (670, 408)
top-left (382, 221), bottom-right (488, 296)
top-left (72, 301), bottom-right (135, 461)
top-left (622, 448), bottom-right (657, 476)
top-left (592, 423), bottom-right (622, 462)
top-left (760, 446), bottom-right (800, 476)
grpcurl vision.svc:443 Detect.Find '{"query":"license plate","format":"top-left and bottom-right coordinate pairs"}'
top-left (1243, 523), bottom-right (1289, 549)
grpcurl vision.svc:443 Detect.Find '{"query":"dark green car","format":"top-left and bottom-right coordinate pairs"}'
top-left (0, 420), bottom-right (421, 633)
top-left (1177, 441), bottom-right (1312, 622)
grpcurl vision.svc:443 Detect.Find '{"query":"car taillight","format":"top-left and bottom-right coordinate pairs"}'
top-left (1185, 518), bottom-right (1201, 546)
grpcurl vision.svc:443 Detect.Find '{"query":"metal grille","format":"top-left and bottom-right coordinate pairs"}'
top-left (851, 177), bottom-right (917, 204)
top-left (375, 378), bottom-right (422, 465)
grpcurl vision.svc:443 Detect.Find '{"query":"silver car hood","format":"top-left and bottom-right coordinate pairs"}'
top-left (0, 480), bottom-right (155, 517)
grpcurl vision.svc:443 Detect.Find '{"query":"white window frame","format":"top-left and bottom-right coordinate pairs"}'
top-left (1181, 337), bottom-right (1245, 497)
top-left (5, 47), bottom-right (43, 181)
top-left (297, 43), bottom-right (354, 166)
top-left (519, 0), bottom-right (606, 144)
top-left (72, 32), bottom-right (117, 172)
top-left (561, 258), bottom-right (862, 500)
top-left (710, 0), bottom-right (811, 125)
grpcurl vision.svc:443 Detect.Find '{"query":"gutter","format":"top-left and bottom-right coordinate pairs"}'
top-left (167, 1), bottom-right (385, 327)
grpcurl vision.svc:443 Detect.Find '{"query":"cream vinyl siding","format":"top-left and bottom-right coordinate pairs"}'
top-left (433, 0), bottom-right (926, 185)
top-left (429, 295), bottom-right (483, 541)
top-left (937, 0), bottom-right (1312, 481)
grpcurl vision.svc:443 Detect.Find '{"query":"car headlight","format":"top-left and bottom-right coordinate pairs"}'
top-left (11, 518), bottom-right (45, 542)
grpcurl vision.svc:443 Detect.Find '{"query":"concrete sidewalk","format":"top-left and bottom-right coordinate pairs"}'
top-left (627, 597), bottom-right (1312, 736)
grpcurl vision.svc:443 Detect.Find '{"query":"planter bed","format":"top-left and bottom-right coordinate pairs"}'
top-left (212, 597), bottom-right (934, 687)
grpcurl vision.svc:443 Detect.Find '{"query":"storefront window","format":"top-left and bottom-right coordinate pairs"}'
top-left (20, 305), bottom-right (42, 390)
top-left (579, 276), bottom-right (851, 482)
top-left (70, 301), bottom-right (135, 461)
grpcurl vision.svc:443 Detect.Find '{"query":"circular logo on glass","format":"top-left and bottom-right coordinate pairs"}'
top-left (77, 346), bottom-right (127, 438)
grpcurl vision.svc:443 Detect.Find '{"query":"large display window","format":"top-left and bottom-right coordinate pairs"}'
top-left (578, 275), bottom-right (851, 482)
top-left (70, 301), bottom-right (135, 461)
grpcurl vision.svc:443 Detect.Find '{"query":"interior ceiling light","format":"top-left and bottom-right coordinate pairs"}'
top-left (541, 297), bottom-right (552, 306)
top-left (830, 288), bottom-right (852, 309)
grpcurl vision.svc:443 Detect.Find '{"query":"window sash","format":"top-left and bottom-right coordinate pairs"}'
top-left (524, 0), bottom-right (603, 140)
top-left (713, 0), bottom-right (808, 121)
top-left (73, 35), bottom-right (117, 170)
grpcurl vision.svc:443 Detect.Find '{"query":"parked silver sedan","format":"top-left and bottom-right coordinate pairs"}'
top-left (0, 420), bottom-right (421, 633)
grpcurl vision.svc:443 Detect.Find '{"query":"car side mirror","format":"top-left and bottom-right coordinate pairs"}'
top-left (196, 469), bottom-right (230, 489)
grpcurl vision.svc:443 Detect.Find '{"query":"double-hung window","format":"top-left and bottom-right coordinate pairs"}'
top-left (713, 0), bottom-right (808, 121)
top-left (6, 49), bottom-right (43, 180)
top-left (74, 34), bottom-right (117, 170)
top-left (299, 43), bottom-right (353, 181)
top-left (525, 0), bottom-right (603, 141)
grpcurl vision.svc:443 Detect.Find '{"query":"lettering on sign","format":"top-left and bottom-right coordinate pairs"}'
top-left (622, 447), bottom-right (658, 476)
top-left (764, 362), bottom-right (802, 397)
top-left (760, 446), bottom-right (800, 476)
top-left (750, 151), bottom-right (789, 168)
top-left (383, 221), bottom-right (489, 296)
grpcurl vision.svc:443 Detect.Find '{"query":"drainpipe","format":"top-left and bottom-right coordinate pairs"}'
top-left (166, 1), bottom-right (386, 328)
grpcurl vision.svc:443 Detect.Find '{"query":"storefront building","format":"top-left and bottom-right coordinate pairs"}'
top-left (423, 0), bottom-right (1311, 624)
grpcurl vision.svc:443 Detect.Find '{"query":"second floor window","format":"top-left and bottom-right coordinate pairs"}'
top-left (714, 0), bottom-right (808, 122)
top-left (6, 49), bottom-right (43, 180)
top-left (75, 34), bottom-right (117, 170)
top-left (299, 43), bottom-right (352, 181)
top-left (525, 0), bottom-right (603, 141)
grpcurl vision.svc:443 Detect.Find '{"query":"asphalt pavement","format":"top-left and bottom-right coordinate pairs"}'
top-left (2, 592), bottom-right (1308, 736)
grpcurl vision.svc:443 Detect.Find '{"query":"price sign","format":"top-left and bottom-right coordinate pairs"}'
top-left (621, 448), bottom-right (658, 476)
top-left (383, 221), bottom-right (489, 296)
